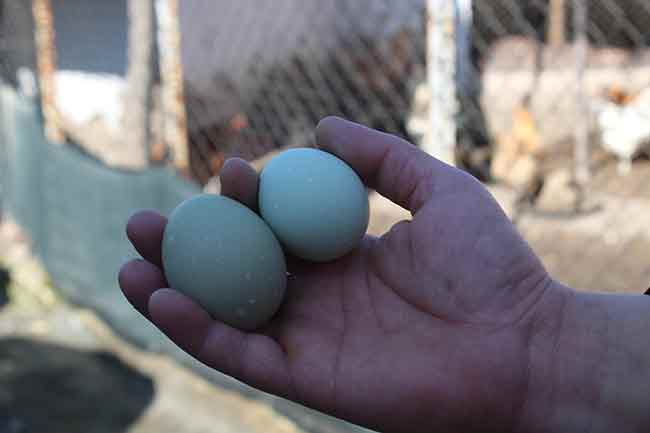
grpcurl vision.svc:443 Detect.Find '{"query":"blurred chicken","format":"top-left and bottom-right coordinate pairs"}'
top-left (492, 103), bottom-right (545, 210)
top-left (595, 85), bottom-right (650, 175)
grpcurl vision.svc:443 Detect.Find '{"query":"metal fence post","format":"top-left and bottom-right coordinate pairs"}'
top-left (455, 0), bottom-right (475, 101)
top-left (573, 0), bottom-right (590, 193)
top-left (425, 0), bottom-right (458, 165)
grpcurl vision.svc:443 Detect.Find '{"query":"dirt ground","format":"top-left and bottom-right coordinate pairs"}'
top-left (1, 156), bottom-right (649, 433)
top-left (509, 157), bottom-right (650, 293)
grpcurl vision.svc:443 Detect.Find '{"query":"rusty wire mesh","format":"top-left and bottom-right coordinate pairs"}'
top-left (178, 1), bottom-right (650, 189)
top-left (178, 0), bottom-right (427, 185)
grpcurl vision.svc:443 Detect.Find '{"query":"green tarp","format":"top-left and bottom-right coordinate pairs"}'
top-left (1, 88), bottom-right (197, 348)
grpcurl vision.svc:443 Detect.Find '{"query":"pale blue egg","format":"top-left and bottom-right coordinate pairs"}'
top-left (162, 194), bottom-right (286, 330)
top-left (259, 148), bottom-right (369, 262)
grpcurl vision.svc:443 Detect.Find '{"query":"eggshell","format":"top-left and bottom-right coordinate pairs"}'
top-left (259, 148), bottom-right (369, 262)
top-left (162, 194), bottom-right (286, 330)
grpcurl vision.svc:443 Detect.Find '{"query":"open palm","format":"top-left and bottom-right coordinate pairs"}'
top-left (119, 117), bottom-right (559, 433)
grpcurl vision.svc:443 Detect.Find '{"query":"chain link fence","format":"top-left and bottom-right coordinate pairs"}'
top-left (473, 0), bottom-right (650, 194)
top-left (4, 0), bottom-right (648, 196)
top-left (179, 0), bottom-right (426, 185)
top-left (179, 1), bottom-right (650, 194)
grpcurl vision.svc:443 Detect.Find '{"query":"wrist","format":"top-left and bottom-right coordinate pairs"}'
top-left (518, 283), bottom-right (650, 433)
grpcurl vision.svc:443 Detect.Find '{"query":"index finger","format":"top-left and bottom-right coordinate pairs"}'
top-left (126, 210), bottom-right (167, 267)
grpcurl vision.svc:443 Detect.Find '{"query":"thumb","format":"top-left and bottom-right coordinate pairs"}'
top-left (316, 117), bottom-right (468, 318)
top-left (315, 116), bottom-right (459, 214)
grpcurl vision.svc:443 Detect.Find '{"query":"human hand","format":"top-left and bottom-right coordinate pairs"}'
top-left (119, 117), bottom-right (566, 433)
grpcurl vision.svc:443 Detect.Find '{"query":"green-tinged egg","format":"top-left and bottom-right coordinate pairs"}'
top-left (162, 194), bottom-right (286, 331)
top-left (259, 148), bottom-right (369, 262)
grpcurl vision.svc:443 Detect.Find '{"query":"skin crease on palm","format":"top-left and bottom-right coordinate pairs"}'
top-left (118, 117), bottom-right (568, 433)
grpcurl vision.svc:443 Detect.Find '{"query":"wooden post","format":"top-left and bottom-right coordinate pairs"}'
top-left (122, 0), bottom-right (155, 169)
top-left (155, 0), bottom-right (189, 173)
top-left (32, 0), bottom-right (64, 143)
top-left (425, 0), bottom-right (457, 165)
top-left (573, 0), bottom-right (590, 199)
top-left (548, 0), bottom-right (566, 47)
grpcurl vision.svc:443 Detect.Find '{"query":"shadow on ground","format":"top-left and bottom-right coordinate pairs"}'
top-left (0, 338), bottom-right (155, 433)
top-left (0, 268), bottom-right (9, 309)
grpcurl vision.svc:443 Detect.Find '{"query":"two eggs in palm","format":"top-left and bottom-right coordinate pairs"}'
top-left (162, 149), bottom-right (369, 330)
